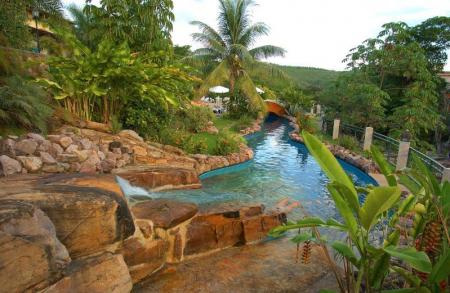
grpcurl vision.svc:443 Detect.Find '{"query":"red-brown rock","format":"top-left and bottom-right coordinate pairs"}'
top-left (131, 199), bottom-right (198, 229)
top-left (118, 237), bottom-right (169, 283)
top-left (115, 166), bottom-right (201, 191)
top-left (43, 253), bottom-right (132, 293)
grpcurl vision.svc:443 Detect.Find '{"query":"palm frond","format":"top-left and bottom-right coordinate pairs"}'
top-left (238, 22), bottom-right (269, 47)
top-left (237, 71), bottom-right (266, 111)
top-left (190, 21), bottom-right (226, 47)
top-left (249, 45), bottom-right (286, 60)
top-left (196, 60), bottom-right (230, 99)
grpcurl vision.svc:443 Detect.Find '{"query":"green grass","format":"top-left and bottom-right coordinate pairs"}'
top-left (189, 132), bottom-right (221, 154)
top-left (214, 116), bottom-right (254, 133)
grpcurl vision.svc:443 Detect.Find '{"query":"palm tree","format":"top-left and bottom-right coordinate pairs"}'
top-left (190, 0), bottom-right (286, 112)
top-left (67, 4), bottom-right (100, 50)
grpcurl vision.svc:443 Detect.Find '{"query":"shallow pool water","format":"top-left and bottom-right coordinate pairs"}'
top-left (137, 115), bottom-right (377, 220)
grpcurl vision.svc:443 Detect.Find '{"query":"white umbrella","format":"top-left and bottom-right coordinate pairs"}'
top-left (256, 87), bottom-right (265, 94)
top-left (209, 86), bottom-right (229, 94)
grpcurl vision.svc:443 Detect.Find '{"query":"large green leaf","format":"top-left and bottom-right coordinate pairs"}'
top-left (370, 145), bottom-right (396, 186)
top-left (391, 265), bottom-right (421, 287)
top-left (331, 241), bottom-right (359, 266)
top-left (327, 184), bottom-right (359, 246)
top-left (291, 233), bottom-right (314, 244)
top-left (360, 186), bottom-right (401, 230)
top-left (384, 246), bottom-right (432, 273)
top-left (440, 181), bottom-right (450, 215)
top-left (428, 251), bottom-right (450, 283)
top-left (302, 131), bottom-right (357, 200)
top-left (329, 181), bottom-right (360, 214)
top-left (411, 155), bottom-right (440, 197)
top-left (370, 253), bottom-right (391, 287)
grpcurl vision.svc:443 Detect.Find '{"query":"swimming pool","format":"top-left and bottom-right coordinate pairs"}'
top-left (132, 115), bottom-right (377, 220)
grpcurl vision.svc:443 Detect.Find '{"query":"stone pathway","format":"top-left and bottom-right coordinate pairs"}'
top-left (133, 237), bottom-right (339, 293)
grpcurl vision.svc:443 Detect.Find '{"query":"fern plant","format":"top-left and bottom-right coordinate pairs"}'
top-left (0, 76), bottom-right (52, 133)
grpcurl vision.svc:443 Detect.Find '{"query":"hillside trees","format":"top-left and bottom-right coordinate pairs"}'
top-left (322, 17), bottom-right (450, 150)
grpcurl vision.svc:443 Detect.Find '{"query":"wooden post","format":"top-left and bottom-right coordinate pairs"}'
top-left (396, 141), bottom-right (410, 171)
top-left (363, 127), bottom-right (373, 151)
top-left (442, 168), bottom-right (450, 183)
top-left (316, 104), bottom-right (321, 116)
top-left (332, 119), bottom-right (340, 140)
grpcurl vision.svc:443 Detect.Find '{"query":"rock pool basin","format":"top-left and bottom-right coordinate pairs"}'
top-left (125, 115), bottom-right (377, 221)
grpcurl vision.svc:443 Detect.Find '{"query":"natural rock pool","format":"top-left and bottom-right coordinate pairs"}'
top-left (126, 115), bottom-right (377, 220)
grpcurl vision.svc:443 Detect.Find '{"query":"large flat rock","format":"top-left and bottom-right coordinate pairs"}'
top-left (0, 174), bottom-right (135, 258)
top-left (133, 237), bottom-right (339, 293)
top-left (131, 199), bottom-right (199, 229)
top-left (114, 166), bottom-right (201, 191)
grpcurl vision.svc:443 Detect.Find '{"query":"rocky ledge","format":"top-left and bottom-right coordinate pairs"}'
top-left (0, 125), bottom-right (254, 192)
top-left (0, 173), bottom-right (287, 292)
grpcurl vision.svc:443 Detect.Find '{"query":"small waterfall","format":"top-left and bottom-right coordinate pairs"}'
top-left (115, 176), bottom-right (156, 200)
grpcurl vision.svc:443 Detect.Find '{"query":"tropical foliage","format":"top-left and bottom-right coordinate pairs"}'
top-left (320, 17), bottom-right (450, 151)
top-left (83, 0), bottom-right (174, 53)
top-left (270, 132), bottom-right (450, 292)
top-left (190, 0), bottom-right (285, 114)
top-left (40, 30), bottom-right (195, 125)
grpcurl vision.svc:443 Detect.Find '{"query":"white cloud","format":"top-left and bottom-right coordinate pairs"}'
top-left (63, 0), bottom-right (450, 70)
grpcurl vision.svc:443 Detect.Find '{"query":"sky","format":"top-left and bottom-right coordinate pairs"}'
top-left (63, 0), bottom-right (450, 71)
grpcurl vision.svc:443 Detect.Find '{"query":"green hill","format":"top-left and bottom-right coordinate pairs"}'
top-left (279, 65), bottom-right (341, 90)
top-left (249, 63), bottom-right (342, 93)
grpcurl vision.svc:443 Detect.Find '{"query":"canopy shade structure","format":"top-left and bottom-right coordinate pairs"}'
top-left (209, 86), bottom-right (229, 94)
top-left (256, 87), bottom-right (265, 94)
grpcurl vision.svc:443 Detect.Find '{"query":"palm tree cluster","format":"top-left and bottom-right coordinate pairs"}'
top-left (190, 0), bottom-right (286, 113)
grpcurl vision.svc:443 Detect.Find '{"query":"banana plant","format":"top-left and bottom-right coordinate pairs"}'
top-left (270, 131), bottom-right (433, 293)
top-left (38, 28), bottom-right (198, 124)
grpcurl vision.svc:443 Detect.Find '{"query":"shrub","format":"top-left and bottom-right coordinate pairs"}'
top-left (110, 115), bottom-right (122, 134)
top-left (123, 99), bottom-right (170, 139)
top-left (337, 134), bottom-right (360, 151)
top-left (296, 113), bottom-right (318, 133)
top-left (182, 136), bottom-right (209, 154)
top-left (214, 130), bottom-right (241, 155)
top-left (181, 106), bottom-right (215, 133)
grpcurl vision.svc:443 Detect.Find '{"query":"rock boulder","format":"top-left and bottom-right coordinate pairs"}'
top-left (0, 155), bottom-right (22, 176)
top-left (132, 199), bottom-right (198, 229)
top-left (43, 253), bottom-right (132, 293)
top-left (0, 200), bottom-right (71, 292)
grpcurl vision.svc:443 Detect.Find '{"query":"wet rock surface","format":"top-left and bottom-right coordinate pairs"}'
top-left (134, 237), bottom-right (339, 293)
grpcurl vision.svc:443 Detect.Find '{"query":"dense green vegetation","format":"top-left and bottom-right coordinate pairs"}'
top-left (318, 17), bottom-right (450, 151)
top-left (271, 132), bottom-right (450, 293)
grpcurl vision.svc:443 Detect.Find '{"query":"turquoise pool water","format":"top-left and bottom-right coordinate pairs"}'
top-left (151, 115), bottom-right (377, 220)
